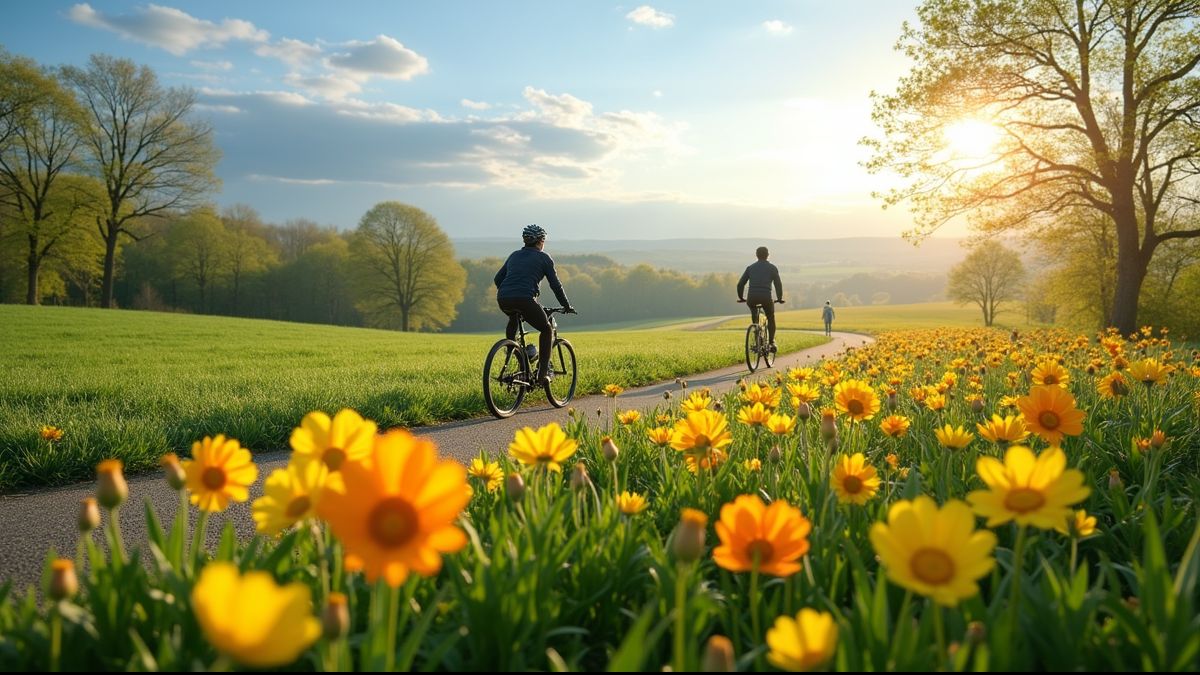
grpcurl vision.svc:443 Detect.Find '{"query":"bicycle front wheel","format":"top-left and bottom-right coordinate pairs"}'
top-left (763, 328), bottom-right (776, 368)
top-left (745, 324), bottom-right (760, 373)
top-left (484, 339), bottom-right (528, 418)
top-left (544, 338), bottom-right (577, 407)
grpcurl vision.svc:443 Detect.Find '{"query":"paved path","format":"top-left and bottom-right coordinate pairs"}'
top-left (0, 331), bottom-right (872, 589)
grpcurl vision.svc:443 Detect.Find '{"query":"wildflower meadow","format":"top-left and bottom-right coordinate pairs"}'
top-left (2, 327), bottom-right (1198, 672)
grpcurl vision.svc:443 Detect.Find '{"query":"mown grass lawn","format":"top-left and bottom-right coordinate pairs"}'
top-left (0, 305), bottom-right (825, 490)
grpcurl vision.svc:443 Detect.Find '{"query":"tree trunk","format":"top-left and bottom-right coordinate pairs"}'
top-left (101, 224), bottom-right (118, 309)
top-left (1110, 251), bottom-right (1148, 336)
top-left (26, 235), bottom-right (39, 306)
top-left (1109, 202), bottom-right (1149, 336)
top-left (232, 272), bottom-right (240, 315)
top-left (401, 307), bottom-right (409, 332)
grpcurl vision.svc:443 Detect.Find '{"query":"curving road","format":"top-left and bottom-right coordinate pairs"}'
top-left (0, 331), bottom-right (873, 590)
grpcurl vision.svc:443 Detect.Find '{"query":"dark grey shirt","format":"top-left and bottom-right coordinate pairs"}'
top-left (494, 246), bottom-right (570, 306)
top-left (737, 260), bottom-right (782, 300)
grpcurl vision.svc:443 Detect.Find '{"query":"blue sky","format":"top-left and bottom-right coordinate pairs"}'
top-left (0, 1), bottom-right (931, 239)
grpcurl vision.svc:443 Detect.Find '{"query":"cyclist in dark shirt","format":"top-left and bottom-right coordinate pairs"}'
top-left (495, 224), bottom-right (574, 386)
top-left (737, 246), bottom-right (784, 351)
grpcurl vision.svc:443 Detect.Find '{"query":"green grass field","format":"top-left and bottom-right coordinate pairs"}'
top-left (716, 300), bottom-right (1039, 334)
top-left (0, 305), bottom-right (825, 491)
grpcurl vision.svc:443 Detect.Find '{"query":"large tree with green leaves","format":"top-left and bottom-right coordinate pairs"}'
top-left (350, 201), bottom-right (465, 331)
top-left (61, 54), bottom-right (219, 308)
top-left (866, 0), bottom-right (1200, 334)
top-left (0, 60), bottom-right (87, 304)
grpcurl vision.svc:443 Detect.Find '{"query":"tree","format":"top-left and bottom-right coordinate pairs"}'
top-left (221, 204), bottom-right (276, 314)
top-left (0, 62), bottom-right (86, 304)
top-left (867, 0), bottom-right (1200, 334)
top-left (947, 243), bottom-right (1026, 326)
top-left (350, 201), bottom-right (465, 331)
top-left (62, 54), bottom-right (219, 308)
top-left (168, 207), bottom-right (227, 312)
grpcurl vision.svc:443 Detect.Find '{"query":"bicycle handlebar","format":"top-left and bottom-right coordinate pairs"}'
top-left (737, 299), bottom-right (785, 304)
top-left (546, 307), bottom-right (577, 315)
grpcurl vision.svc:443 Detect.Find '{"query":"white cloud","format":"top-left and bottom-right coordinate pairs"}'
top-left (626, 6), bottom-right (675, 29)
top-left (327, 35), bottom-right (430, 80)
top-left (255, 38), bottom-right (322, 68)
top-left (763, 19), bottom-right (794, 36)
top-left (336, 98), bottom-right (440, 123)
top-left (284, 72), bottom-right (362, 100)
top-left (653, 90), bottom-right (663, 98)
top-left (194, 103), bottom-right (242, 113)
top-left (470, 125), bottom-right (530, 146)
top-left (461, 98), bottom-right (492, 110)
top-left (190, 59), bottom-right (233, 71)
top-left (522, 86), bottom-right (593, 127)
top-left (67, 3), bottom-right (269, 55)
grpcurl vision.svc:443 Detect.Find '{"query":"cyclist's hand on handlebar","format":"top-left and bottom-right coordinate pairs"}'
top-left (563, 306), bottom-right (577, 314)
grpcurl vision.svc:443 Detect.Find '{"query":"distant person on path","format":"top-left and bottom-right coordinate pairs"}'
top-left (822, 301), bottom-right (835, 337)
top-left (494, 224), bottom-right (574, 386)
top-left (737, 246), bottom-right (784, 352)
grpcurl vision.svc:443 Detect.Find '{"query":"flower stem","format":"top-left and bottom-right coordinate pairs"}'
top-left (191, 511), bottom-right (210, 575)
top-left (49, 604), bottom-right (62, 672)
top-left (385, 582), bottom-right (400, 672)
top-left (933, 603), bottom-right (946, 668)
top-left (106, 508), bottom-right (126, 570)
top-left (751, 559), bottom-right (763, 670)
top-left (1008, 526), bottom-right (1027, 637)
top-left (673, 562), bottom-right (689, 672)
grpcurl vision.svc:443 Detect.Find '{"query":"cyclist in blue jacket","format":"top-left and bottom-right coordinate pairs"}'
top-left (495, 225), bottom-right (574, 386)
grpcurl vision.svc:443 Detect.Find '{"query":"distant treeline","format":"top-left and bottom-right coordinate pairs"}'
top-left (0, 199), bottom-right (947, 332)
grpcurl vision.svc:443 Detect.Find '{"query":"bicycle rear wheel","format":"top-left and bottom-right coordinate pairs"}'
top-left (745, 324), bottom-right (760, 373)
top-left (762, 324), bottom-right (776, 368)
top-left (484, 339), bottom-right (528, 418)
top-left (544, 338), bottom-right (577, 407)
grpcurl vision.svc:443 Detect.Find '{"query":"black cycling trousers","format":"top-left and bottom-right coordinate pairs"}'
top-left (498, 296), bottom-right (553, 373)
top-left (747, 295), bottom-right (777, 343)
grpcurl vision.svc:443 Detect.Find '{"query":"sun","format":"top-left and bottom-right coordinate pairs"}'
top-left (942, 119), bottom-right (1002, 160)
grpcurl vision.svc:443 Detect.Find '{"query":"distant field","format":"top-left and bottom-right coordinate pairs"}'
top-left (0, 305), bottom-right (825, 491)
top-left (715, 301), bottom-right (1037, 334)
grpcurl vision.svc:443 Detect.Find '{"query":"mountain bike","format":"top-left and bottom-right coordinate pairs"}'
top-left (739, 299), bottom-right (784, 373)
top-left (483, 307), bottom-right (578, 418)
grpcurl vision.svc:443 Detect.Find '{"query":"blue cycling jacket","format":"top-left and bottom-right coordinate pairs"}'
top-left (494, 246), bottom-right (570, 307)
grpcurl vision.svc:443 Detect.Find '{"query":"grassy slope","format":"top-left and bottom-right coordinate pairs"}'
top-left (715, 300), bottom-right (1039, 334)
top-left (0, 305), bottom-right (825, 490)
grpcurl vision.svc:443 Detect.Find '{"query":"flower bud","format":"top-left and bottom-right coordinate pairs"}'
top-left (78, 497), bottom-right (101, 533)
top-left (1108, 469), bottom-right (1123, 490)
top-left (570, 462), bottom-right (591, 492)
top-left (506, 472), bottom-right (526, 502)
top-left (601, 436), bottom-right (620, 463)
top-left (701, 635), bottom-right (735, 672)
top-left (96, 459), bottom-right (128, 510)
top-left (965, 621), bottom-right (986, 646)
top-left (672, 508), bottom-right (708, 563)
top-left (323, 592), bottom-right (350, 641)
top-left (797, 402), bottom-right (811, 421)
top-left (48, 559), bottom-right (78, 601)
top-left (819, 412), bottom-right (837, 441)
top-left (160, 453), bottom-right (186, 491)
top-left (970, 398), bottom-right (985, 414)
top-left (768, 445), bottom-right (782, 464)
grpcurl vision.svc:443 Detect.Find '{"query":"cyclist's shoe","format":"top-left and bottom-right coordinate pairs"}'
top-left (538, 369), bottom-right (555, 387)
top-left (769, 342), bottom-right (778, 353)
